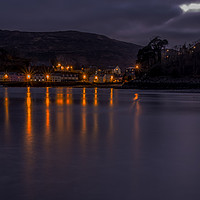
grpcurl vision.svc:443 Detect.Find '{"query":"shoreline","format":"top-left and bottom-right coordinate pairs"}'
top-left (122, 78), bottom-right (200, 90)
top-left (0, 81), bottom-right (123, 88)
top-left (2, 80), bottom-right (200, 90)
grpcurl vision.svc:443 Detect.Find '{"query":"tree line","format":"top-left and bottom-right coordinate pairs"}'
top-left (136, 37), bottom-right (200, 78)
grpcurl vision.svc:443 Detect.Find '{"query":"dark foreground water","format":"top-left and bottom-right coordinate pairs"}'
top-left (1, 87), bottom-right (200, 200)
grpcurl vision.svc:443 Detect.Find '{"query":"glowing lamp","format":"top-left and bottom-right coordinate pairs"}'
top-left (27, 74), bottom-right (31, 80)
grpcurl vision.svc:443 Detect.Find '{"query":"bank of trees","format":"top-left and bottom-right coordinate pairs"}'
top-left (136, 37), bottom-right (200, 78)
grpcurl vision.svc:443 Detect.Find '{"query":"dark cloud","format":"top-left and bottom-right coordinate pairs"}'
top-left (0, 0), bottom-right (200, 46)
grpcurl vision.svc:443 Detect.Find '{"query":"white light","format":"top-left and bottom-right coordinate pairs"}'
top-left (180, 3), bottom-right (200, 13)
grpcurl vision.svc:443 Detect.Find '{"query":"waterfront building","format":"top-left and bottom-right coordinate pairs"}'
top-left (104, 66), bottom-right (122, 75)
top-left (89, 74), bottom-right (106, 83)
top-left (0, 72), bottom-right (5, 81)
top-left (0, 72), bottom-right (26, 82)
top-left (51, 73), bottom-right (62, 82)
top-left (31, 74), bottom-right (45, 82)
top-left (62, 73), bottom-right (79, 82)
top-left (124, 67), bottom-right (136, 80)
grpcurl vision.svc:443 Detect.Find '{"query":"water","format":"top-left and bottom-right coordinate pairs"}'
top-left (1, 87), bottom-right (200, 200)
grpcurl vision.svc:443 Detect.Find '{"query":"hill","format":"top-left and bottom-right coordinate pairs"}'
top-left (0, 30), bottom-right (141, 69)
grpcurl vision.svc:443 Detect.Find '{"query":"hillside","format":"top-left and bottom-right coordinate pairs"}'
top-left (0, 30), bottom-right (141, 68)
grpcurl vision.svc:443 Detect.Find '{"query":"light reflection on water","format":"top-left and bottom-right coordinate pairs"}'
top-left (4, 88), bottom-right (9, 129)
top-left (45, 87), bottom-right (50, 142)
top-left (2, 88), bottom-right (200, 200)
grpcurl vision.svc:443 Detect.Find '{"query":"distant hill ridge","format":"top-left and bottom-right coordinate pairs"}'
top-left (0, 30), bottom-right (141, 68)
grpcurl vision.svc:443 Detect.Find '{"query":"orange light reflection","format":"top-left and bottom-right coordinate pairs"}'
top-left (56, 89), bottom-right (64, 105)
top-left (94, 88), bottom-right (98, 106)
top-left (66, 88), bottom-right (73, 105)
top-left (4, 88), bottom-right (9, 128)
top-left (46, 88), bottom-right (50, 133)
top-left (24, 87), bottom-right (34, 189)
top-left (110, 88), bottom-right (113, 106)
top-left (82, 88), bottom-right (86, 106)
top-left (133, 93), bottom-right (139, 101)
top-left (26, 87), bottom-right (32, 135)
top-left (132, 93), bottom-right (140, 158)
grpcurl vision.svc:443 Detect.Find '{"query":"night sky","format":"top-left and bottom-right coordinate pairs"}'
top-left (0, 0), bottom-right (200, 46)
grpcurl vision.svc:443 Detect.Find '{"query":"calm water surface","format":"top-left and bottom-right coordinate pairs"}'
top-left (1, 87), bottom-right (200, 200)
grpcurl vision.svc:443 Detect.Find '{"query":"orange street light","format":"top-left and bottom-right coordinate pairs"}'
top-left (4, 74), bottom-right (8, 79)
top-left (110, 75), bottom-right (114, 81)
top-left (46, 74), bottom-right (50, 80)
top-left (27, 74), bottom-right (31, 80)
top-left (95, 75), bottom-right (98, 80)
top-left (135, 65), bottom-right (139, 69)
top-left (83, 75), bottom-right (87, 80)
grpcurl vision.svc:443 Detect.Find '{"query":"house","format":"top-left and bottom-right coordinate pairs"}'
top-left (0, 72), bottom-right (5, 81)
top-left (125, 67), bottom-right (135, 74)
top-left (51, 73), bottom-right (62, 82)
top-left (89, 74), bottom-right (106, 83)
top-left (31, 74), bottom-right (45, 82)
top-left (0, 72), bottom-right (26, 82)
top-left (62, 73), bottom-right (79, 82)
top-left (114, 74), bottom-right (123, 82)
top-left (18, 73), bottom-right (26, 82)
top-left (104, 66), bottom-right (122, 75)
top-left (125, 67), bottom-right (135, 79)
top-left (104, 74), bottom-right (114, 83)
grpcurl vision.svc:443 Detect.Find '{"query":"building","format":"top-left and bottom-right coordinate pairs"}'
top-left (62, 73), bottom-right (79, 82)
top-left (0, 72), bottom-right (26, 82)
top-left (113, 74), bottom-right (123, 82)
top-left (104, 66), bottom-right (122, 75)
top-left (89, 74), bottom-right (106, 83)
top-left (54, 64), bottom-right (73, 72)
top-left (30, 74), bottom-right (45, 82)
top-left (51, 73), bottom-right (62, 82)
top-left (0, 72), bottom-right (5, 81)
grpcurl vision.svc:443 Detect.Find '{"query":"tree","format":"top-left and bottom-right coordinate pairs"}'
top-left (136, 36), bottom-right (168, 77)
top-left (148, 37), bottom-right (168, 63)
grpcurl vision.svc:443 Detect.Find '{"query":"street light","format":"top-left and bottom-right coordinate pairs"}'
top-left (46, 74), bottom-right (50, 81)
top-left (135, 65), bottom-right (139, 69)
top-left (110, 75), bottom-right (114, 82)
top-left (83, 75), bottom-right (87, 80)
top-left (27, 74), bottom-right (31, 80)
top-left (4, 74), bottom-right (8, 79)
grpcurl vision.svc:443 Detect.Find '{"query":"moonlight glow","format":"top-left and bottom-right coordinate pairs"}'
top-left (180, 3), bottom-right (200, 13)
